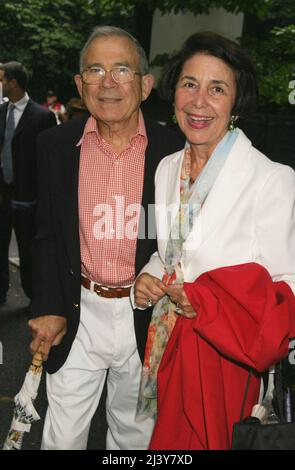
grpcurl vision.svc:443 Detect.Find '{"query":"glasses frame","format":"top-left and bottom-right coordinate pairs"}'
top-left (81, 65), bottom-right (142, 85)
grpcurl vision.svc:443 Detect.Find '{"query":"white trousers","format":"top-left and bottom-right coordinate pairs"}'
top-left (41, 286), bottom-right (154, 450)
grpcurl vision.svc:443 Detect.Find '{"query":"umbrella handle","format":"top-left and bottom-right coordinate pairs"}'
top-left (32, 343), bottom-right (43, 367)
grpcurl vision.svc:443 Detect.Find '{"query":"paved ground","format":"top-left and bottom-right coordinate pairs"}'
top-left (0, 254), bottom-right (107, 450)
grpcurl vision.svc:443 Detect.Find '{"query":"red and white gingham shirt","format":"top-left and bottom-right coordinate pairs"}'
top-left (77, 111), bottom-right (147, 286)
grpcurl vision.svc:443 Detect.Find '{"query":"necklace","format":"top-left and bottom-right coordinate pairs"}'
top-left (184, 147), bottom-right (191, 177)
top-left (184, 147), bottom-right (197, 185)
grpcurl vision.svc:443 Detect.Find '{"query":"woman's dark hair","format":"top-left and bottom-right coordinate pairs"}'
top-left (158, 32), bottom-right (257, 118)
top-left (3, 61), bottom-right (28, 91)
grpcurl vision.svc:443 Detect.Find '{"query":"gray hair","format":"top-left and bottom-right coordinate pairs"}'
top-left (79, 26), bottom-right (149, 75)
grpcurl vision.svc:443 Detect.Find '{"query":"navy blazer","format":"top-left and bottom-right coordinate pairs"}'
top-left (30, 114), bottom-right (184, 373)
top-left (0, 99), bottom-right (56, 201)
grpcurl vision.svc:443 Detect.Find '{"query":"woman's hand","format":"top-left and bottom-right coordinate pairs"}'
top-left (134, 273), bottom-right (167, 308)
top-left (165, 284), bottom-right (196, 318)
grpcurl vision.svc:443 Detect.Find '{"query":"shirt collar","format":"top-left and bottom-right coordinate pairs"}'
top-left (10, 92), bottom-right (29, 112)
top-left (77, 109), bottom-right (147, 147)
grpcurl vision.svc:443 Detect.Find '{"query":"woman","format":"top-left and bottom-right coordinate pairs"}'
top-left (134, 32), bottom-right (295, 449)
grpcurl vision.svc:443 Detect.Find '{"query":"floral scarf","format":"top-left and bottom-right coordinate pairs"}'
top-left (137, 129), bottom-right (238, 419)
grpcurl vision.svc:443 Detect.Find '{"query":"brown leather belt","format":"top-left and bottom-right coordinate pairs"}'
top-left (81, 277), bottom-right (131, 298)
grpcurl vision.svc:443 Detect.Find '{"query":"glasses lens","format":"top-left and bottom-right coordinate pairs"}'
top-left (82, 66), bottom-right (105, 84)
top-left (82, 66), bottom-right (138, 84)
top-left (111, 66), bottom-right (134, 83)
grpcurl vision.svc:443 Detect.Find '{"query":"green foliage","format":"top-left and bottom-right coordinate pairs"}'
top-left (241, 0), bottom-right (295, 108)
top-left (0, 0), bottom-right (294, 108)
top-left (0, 0), bottom-right (145, 101)
top-left (0, 0), bottom-right (95, 101)
top-left (145, 0), bottom-right (270, 17)
top-left (68, 0), bottom-right (271, 17)
top-left (95, 0), bottom-right (135, 17)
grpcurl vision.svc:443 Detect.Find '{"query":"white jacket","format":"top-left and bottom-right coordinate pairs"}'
top-left (139, 128), bottom-right (295, 294)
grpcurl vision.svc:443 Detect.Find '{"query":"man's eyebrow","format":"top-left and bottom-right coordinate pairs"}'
top-left (85, 61), bottom-right (131, 68)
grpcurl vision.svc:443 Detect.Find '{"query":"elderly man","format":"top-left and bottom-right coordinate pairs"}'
top-left (0, 62), bottom-right (56, 305)
top-left (28, 26), bottom-right (183, 450)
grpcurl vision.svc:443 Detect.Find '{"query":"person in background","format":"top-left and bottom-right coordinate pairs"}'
top-left (0, 61), bottom-right (56, 306)
top-left (134, 32), bottom-right (295, 449)
top-left (65, 97), bottom-right (89, 121)
top-left (28, 26), bottom-right (184, 450)
top-left (0, 63), bottom-right (8, 104)
top-left (43, 90), bottom-right (66, 124)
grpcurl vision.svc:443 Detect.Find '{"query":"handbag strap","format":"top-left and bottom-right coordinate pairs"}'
top-left (239, 365), bottom-right (286, 423)
top-left (239, 369), bottom-right (253, 420)
top-left (275, 361), bottom-right (286, 422)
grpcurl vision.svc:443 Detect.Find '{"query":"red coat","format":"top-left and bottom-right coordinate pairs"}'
top-left (149, 263), bottom-right (295, 450)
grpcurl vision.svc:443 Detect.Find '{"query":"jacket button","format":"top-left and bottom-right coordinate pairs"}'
top-left (70, 269), bottom-right (74, 275)
top-left (73, 303), bottom-right (79, 309)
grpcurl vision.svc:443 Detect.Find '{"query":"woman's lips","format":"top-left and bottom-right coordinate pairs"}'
top-left (186, 114), bottom-right (213, 129)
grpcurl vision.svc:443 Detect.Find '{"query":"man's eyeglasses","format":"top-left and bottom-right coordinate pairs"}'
top-left (81, 65), bottom-right (141, 85)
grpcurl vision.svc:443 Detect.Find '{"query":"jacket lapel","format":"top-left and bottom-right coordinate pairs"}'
top-left (57, 118), bottom-right (87, 275)
top-left (62, 145), bottom-right (81, 274)
top-left (0, 102), bottom-right (8, 150)
top-left (166, 151), bottom-right (183, 222)
top-left (160, 130), bottom-right (253, 253)
top-left (186, 130), bottom-right (252, 249)
top-left (157, 150), bottom-right (183, 244)
top-left (135, 121), bottom-right (159, 272)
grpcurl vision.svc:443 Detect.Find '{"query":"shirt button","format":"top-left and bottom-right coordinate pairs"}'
top-left (110, 229), bottom-right (115, 235)
top-left (107, 261), bottom-right (112, 267)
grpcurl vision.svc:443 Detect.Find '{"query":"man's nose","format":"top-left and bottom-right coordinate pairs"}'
top-left (101, 70), bottom-right (117, 88)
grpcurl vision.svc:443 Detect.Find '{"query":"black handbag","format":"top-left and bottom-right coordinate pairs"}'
top-left (232, 363), bottom-right (295, 450)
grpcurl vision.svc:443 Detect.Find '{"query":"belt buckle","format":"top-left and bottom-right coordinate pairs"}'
top-left (94, 284), bottom-right (102, 296)
top-left (94, 284), bottom-right (112, 297)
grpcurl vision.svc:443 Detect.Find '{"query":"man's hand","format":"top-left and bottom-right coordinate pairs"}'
top-left (134, 273), bottom-right (167, 308)
top-left (28, 315), bottom-right (67, 361)
top-left (165, 284), bottom-right (197, 318)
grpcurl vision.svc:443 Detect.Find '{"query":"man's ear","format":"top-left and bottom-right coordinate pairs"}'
top-left (141, 74), bottom-right (154, 102)
top-left (74, 74), bottom-right (83, 99)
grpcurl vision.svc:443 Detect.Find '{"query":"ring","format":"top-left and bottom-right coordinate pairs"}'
top-left (175, 303), bottom-right (182, 314)
top-left (146, 297), bottom-right (153, 307)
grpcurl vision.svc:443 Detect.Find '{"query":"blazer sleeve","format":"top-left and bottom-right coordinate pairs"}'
top-left (30, 133), bottom-right (65, 318)
top-left (254, 165), bottom-right (295, 294)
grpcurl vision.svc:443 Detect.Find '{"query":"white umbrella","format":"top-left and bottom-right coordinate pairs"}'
top-left (2, 346), bottom-right (43, 450)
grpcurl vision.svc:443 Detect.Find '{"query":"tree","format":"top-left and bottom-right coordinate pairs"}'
top-left (241, 0), bottom-right (295, 109)
top-left (0, 0), bottom-right (293, 107)
top-left (0, 0), bottom-right (98, 100)
top-left (91, 0), bottom-right (270, 17)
